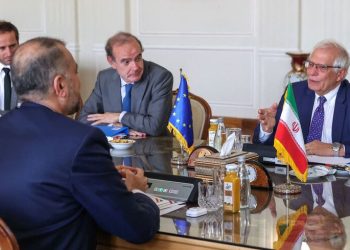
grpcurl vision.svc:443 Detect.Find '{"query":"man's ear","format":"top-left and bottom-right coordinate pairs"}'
top-left (107, 56), bottom-right (116, 68)
top-left (336, 68), bottom-right (347, 82)
top-left (52, 74), bottom-right (67, 98)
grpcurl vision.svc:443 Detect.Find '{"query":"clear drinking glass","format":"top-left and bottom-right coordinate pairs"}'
top-left (225, 128), bottom-right (242, 152)
top-left (198, 181), bottom-right (220, 212)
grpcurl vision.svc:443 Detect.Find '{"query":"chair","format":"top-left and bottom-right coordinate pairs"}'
top-left (0, 218), bottom-right (19, 250)
top-left (172, 90), bottom-right (212, 140)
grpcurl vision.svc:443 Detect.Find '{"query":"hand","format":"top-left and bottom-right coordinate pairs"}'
top-left (129, 129), bottom-right (147, 138)
top-left (304, 206), bottom-right (345, 249)
top-left (305, 141), bottom-right (332, 156)
top-left (124, 167), bottom-right (149, 192)
top-left (115, 165), bottom-right (138, 178)
top-left (257, 103), bottom-right (278, 133)
top-left (87, 112), bottom-right (120, 125)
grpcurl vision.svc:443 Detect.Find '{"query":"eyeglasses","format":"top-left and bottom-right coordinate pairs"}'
top-left (304, 60), bottom-right (341, 73)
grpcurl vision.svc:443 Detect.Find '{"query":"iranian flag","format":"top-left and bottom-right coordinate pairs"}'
top-left (274, 84), bottom-right (308, 182)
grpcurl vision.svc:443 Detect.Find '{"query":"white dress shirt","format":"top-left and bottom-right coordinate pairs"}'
top-left (0, 63), bottom-right (11, 110)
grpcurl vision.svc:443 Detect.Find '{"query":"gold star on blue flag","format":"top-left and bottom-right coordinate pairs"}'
top-left (168, 70), bottom-right (194, 153)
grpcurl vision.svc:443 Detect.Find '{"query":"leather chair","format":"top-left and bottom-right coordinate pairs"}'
top-left (172, 90), bottom-right (212, 140)
top-left (0, 218), bottom-right (19, 250)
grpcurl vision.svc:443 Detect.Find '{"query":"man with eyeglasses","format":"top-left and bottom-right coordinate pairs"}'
top-left (78, 32), bottom-right (173, 136)
top-left (253, 39), bottom-right (350, 158)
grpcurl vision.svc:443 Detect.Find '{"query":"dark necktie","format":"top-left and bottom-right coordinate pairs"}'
top-left (312, 183), bottom-right (325, 206)
top-left (306, 96), bottom-right (327, 143)
top-left (3, 68), bottom-right (11, 111)
top-left (122, 84), bottom-right (133, 112)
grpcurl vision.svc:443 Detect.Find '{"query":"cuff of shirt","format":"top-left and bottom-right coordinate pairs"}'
top-left (119, 111), bottom-right (127, 122)
top-left (259, 124), bottom-right (272, 143)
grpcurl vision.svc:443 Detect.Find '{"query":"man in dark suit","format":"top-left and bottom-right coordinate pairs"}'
top-left (78, 32), bottom-right (173, 136)
top-left (253, 39), bottom-right (350, 157)
top-left (0, 20), bottom-right (19, 115)
top-left (0, 37), bottom-right (159, 250)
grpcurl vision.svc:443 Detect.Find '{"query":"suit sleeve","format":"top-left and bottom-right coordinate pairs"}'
top-left (78, 73), bottom-right (104, 124)
top-left (121, 70), bottom-right (173, 136)
top-left (70, 128), bottom-right (160, 243)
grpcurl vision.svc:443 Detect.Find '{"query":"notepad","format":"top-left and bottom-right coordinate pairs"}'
top-left (94, 125), bottom-right (129, 137)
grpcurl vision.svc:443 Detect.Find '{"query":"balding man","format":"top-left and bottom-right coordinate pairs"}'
top-left (0, 37), bottom-right (159, 250)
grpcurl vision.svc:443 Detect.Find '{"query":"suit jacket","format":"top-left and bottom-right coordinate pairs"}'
top-left (0, 75), bottom-right (18, 115)
top-left (253, 80), bottom-right (350, 157)
top-left (79, 60), bottom-right (173, 136)
top-left (288, 180), bottom-right (350, 218)
top-left (0, 102), bottom-right (159, 250)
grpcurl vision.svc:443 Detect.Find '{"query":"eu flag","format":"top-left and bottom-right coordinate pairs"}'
top-left (168, 71), bottom-right (194, 153)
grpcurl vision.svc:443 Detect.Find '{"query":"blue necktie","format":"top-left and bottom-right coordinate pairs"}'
top-left (307, 96), bottom-right (327, 143)
top-left (3, 68), bottom-right (11, 111)
top-left (312, 183), bottom-right (325, 206)
top-left (122, 84), bottom-right (133, 112)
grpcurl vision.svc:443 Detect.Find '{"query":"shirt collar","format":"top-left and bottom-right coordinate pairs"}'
top-left (120, 77), bottom-right (133, 87)
top-left (0, 62), bottom-right (10, 72)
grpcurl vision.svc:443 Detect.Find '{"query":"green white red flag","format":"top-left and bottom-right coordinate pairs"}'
top-left (274, 83), bottom-right (308, 182)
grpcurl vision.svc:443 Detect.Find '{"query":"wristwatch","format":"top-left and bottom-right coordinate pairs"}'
top-left (332, 142), bottom-right (342, 157)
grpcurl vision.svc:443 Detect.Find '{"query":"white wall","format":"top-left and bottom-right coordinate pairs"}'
top-left (1, 0), bottom-right (350, 118)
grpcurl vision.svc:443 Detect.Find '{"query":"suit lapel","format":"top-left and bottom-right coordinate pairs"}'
top-left (296, 84), bottom-right (314, 141)
top-left (332, 81), bottom-right (347, 142)
top-left (107, 72), bottom-right (122, 111)
top-left (132, 62), bottom-right (149, 112)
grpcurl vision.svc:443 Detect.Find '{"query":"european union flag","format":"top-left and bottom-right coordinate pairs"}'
top-left (168, 71), bottom-right (194, 153)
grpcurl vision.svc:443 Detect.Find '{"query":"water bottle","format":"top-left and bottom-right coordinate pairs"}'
top-left (214, 117), bottom-right (225, 151)
top-left (238, 156), bottom-right (251, 208)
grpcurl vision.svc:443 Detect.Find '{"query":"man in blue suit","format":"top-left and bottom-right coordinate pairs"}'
top-left (253, 39), bottom-right (350, 157)
top-left (78, 32), bottom-right (173, 136)
top-left (0, 37), bottom-right (159, 250)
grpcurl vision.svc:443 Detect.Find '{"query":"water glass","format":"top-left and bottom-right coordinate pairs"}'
top-left (200, 209), bottom-right (223, 240)
top-left (198, 181), bottom-right (220, 211)
top-left (226, 128), bottom-right (242, 152)
top-left (241, 134), bottom-right (251, 144)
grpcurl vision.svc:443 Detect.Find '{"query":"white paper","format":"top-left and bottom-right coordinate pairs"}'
top-left (307, 155), bottom-right (350, 165)
top-left (145, 193), bottom-right (186, 215)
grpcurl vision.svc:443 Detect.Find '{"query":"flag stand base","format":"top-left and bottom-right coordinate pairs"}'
top-left (273, 183), bottom-right (301, 196)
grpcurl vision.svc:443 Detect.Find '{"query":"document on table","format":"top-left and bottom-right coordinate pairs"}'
top-left (307, 155), bottom-right (350, 165)
top-left (145, 194), bottom-right (186, 216)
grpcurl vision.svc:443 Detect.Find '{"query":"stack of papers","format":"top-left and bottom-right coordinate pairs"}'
top-left (145, 193), bottom-right (186, 216)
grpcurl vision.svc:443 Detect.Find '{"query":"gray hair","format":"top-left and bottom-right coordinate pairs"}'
top-left (311, 39), bottom-right (350, 72)
top-left (11, 37), bottom-right (68, 99)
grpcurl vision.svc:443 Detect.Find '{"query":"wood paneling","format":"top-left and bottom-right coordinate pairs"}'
top-left (213, 116), bottom-right (258, 138)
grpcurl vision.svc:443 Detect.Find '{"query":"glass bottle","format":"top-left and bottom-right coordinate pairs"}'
top-left (214, 117), bottom-right (225, 151)
top-left (224, 165), bottom-right (240, 213)
top-left (208, 118), bottom-right (218, 148)
top-left (238, 156), bottom-right (251, 208)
